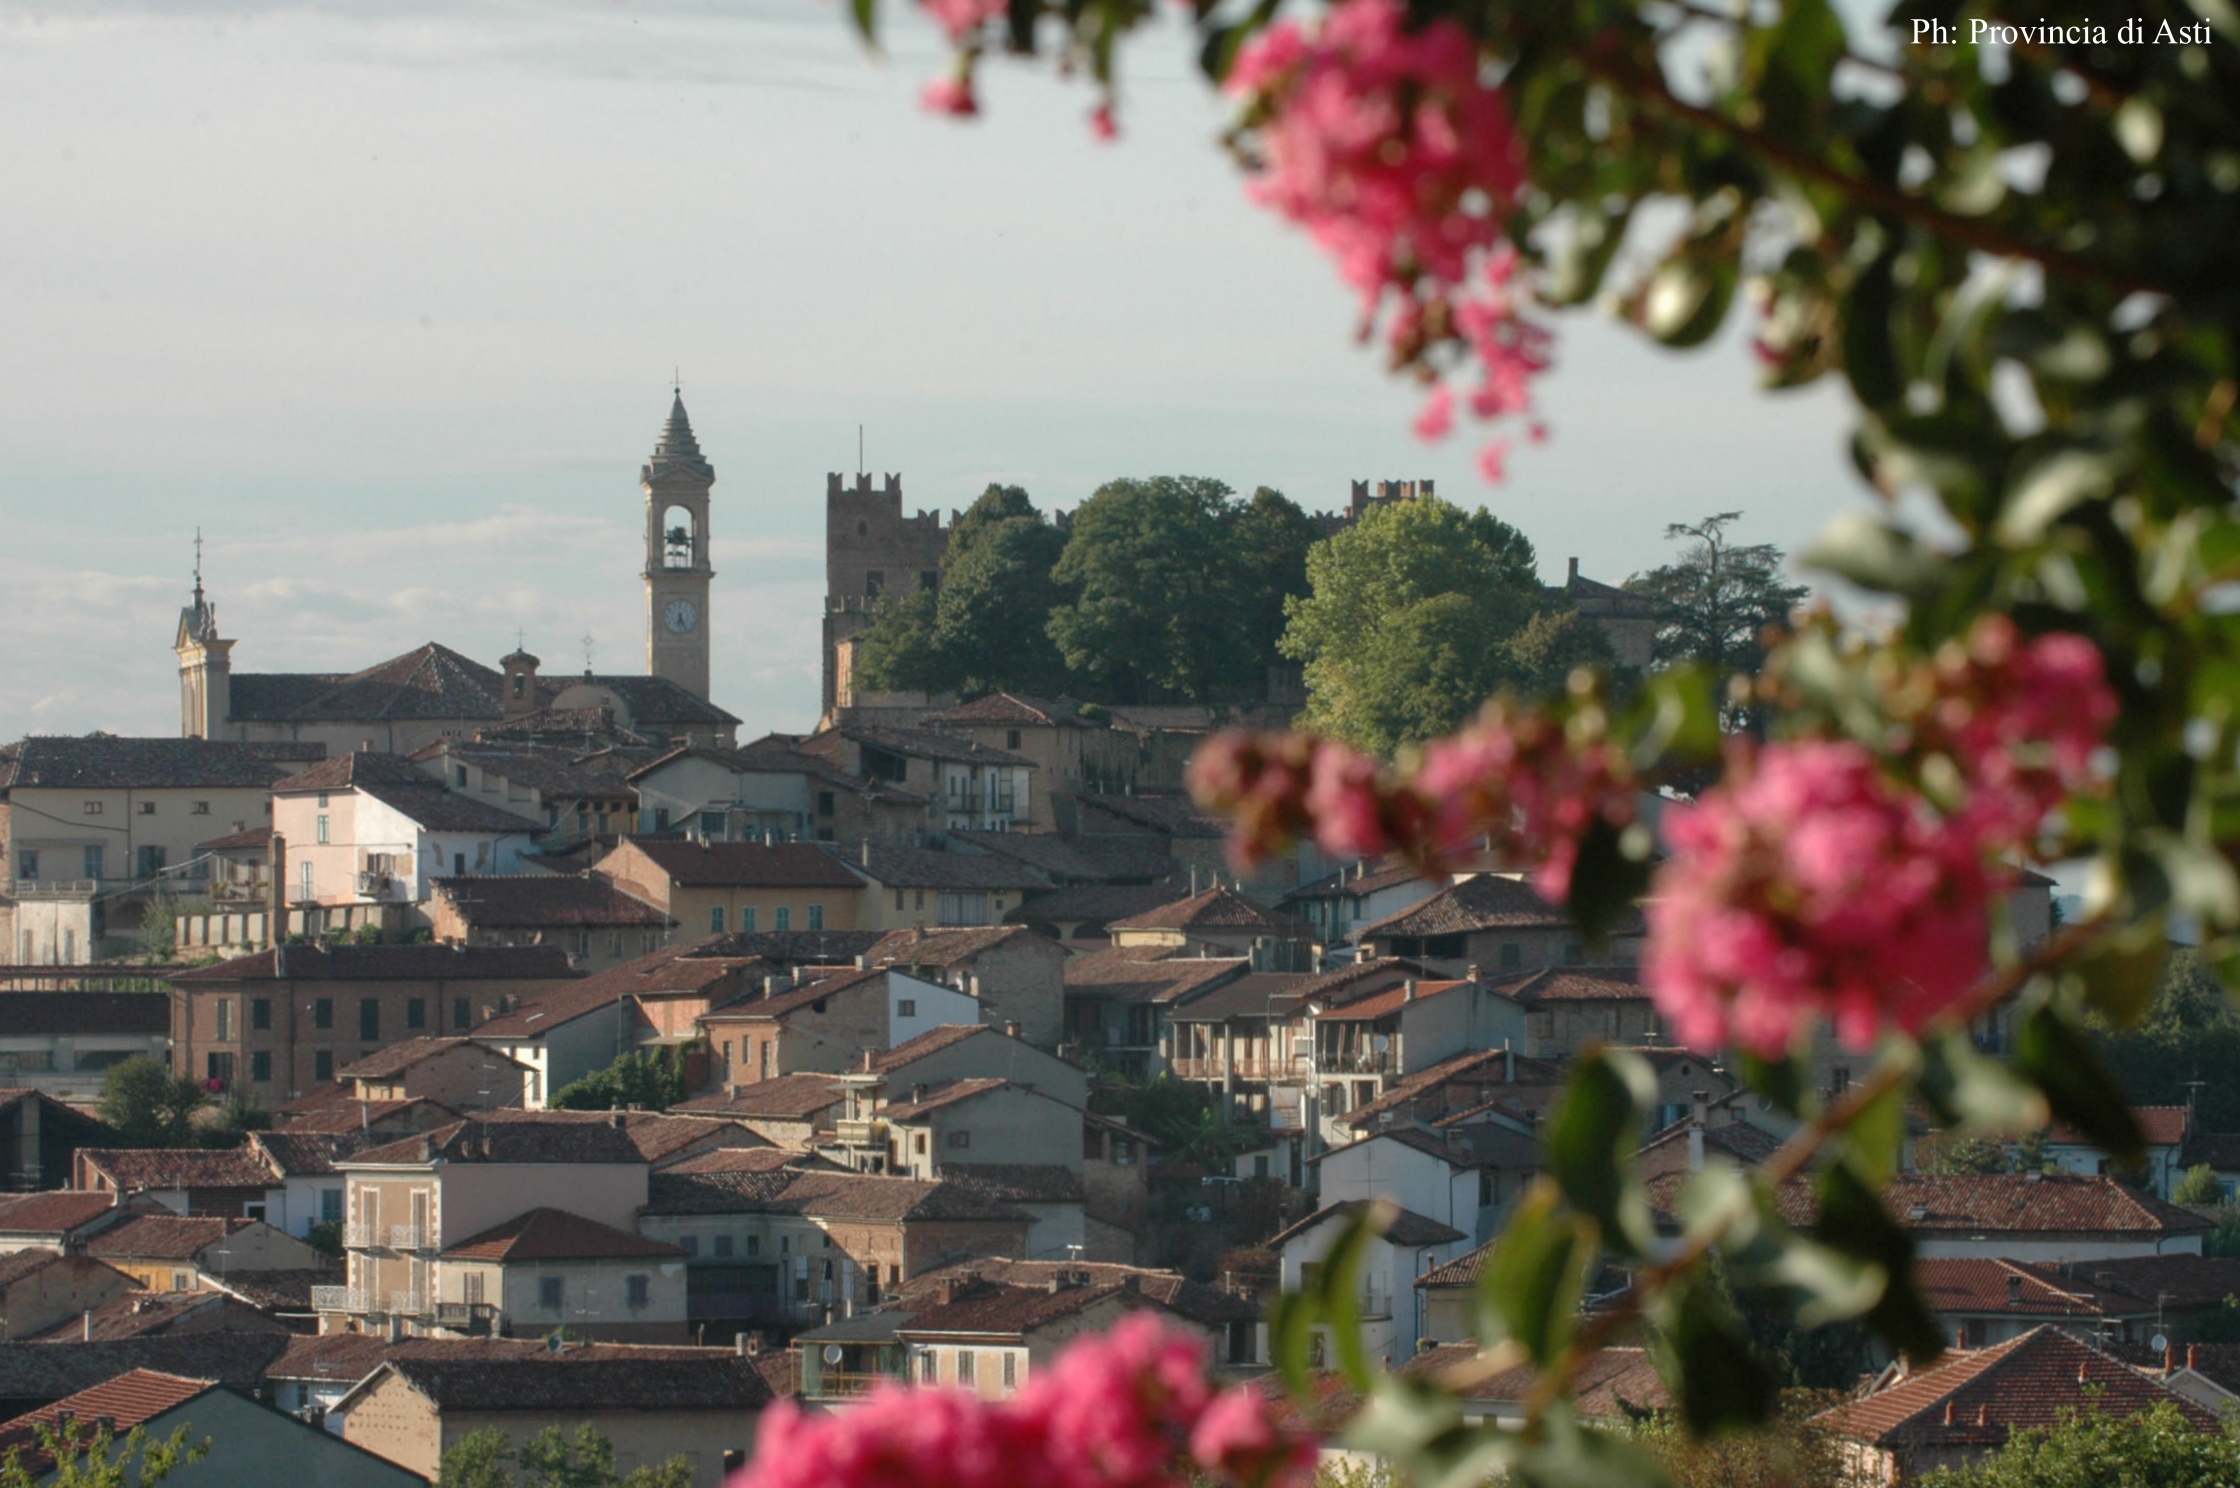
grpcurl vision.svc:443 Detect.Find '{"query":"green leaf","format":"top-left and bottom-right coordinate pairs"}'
top-left (1917, 1028), bottom-right (2051, 1135)
top-left (1629, 666), bottom-right (1724, 770)
top-left (1812, 1164), bottom-right (1946, 1362)
top-left (1510, 1407), bottom-right (1674, 1488)
top-left (2016, 1003), bottom-right (2146, 1166)
top-left (848, 0), bottom-right (878, 47)
top-left (1841, 249), bottom-right (1903, 410)
top-left (1994, 448), bottom-right (2122, 546)
top-left (1839, 1073), bottom-right (1908, 1189)
top-left (1641, 256), bottom-right (1739, 350)
top-left (1544, 1050), bottom-right (1659, 1256)
top-left (1480, 1181), bottom-right (1595, 1364)
top-left (1564, 818), bottom-right (1654, 949)
top-left (1656, 1278), bottom-right (1780, 1435)
top-left (1736, 1048), bottom-right (1811, 1116)
top-left (2069, 920), bottom-right (2169, 1028)
top-left (1802, 511), bottom-right (1946, 598)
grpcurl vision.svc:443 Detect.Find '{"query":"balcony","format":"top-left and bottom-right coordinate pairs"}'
top-left (388, 1224), bottom-right (433, 1251)
top-left (432, 1301), bottom-right (496, 1335)
top-left (806, 1369), bottom-right (907, 1400)
top-left (311, 1286), bottom-right (371, 1313)
top-left (342, 1223), bottom-right (380, 1249)
top-left (834, 1118), bottom-right (886, 1147)
top-left (1316, 1050), bottom-right (1398, 1076)
top-left (387, 1290), bottom-right (428, 1318)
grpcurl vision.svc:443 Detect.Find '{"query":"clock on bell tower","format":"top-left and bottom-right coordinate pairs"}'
top-left (643, 390), bottom-right (715, 702)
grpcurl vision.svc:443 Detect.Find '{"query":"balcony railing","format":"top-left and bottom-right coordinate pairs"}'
top-left (388, 1290), bottom-right (428, 1318)
top-left (311, 1286), bottom-right (371, 1313)
top-left (389, 1224), bottom-right (433, 1251)
top-left (834, 1118), bottom-right (886, 1147)
top-left (432, 1301), bottom-right (496, 1334)
top-left (342, 1223), bottom-right (380, 1249)
top-left (806, 1369), bottom-right (908, 1399)
top-left (1316, 1050), bottom-right (1398, 1075)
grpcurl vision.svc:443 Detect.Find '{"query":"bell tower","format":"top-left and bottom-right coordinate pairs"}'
top-left (643, 391), bottom-right (715, 701)
top-left (174, 533), bottom-right (235, 739)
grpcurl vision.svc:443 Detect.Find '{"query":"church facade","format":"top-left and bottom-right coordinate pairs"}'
top-left (174, 395), bottom-right (740, 756)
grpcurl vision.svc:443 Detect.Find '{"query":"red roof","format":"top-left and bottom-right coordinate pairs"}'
top-left (1646, 1171), bottom-right (2213, 1237)
top-left (85, 1214), bottom-right (260, 1261)
top-left (1108, 887), bottom-right (1309, 934)
top-left (2048, 1105), bottom-right (2190, 1148)
top-left (0, 1370), bottom-right (213, 1475)
top-left (1914, 1258), bottom-right (2146, 1318)
top-left (444, 1207), bottom-right (686, 1262)
top-left (0, 1191), bottom-right (118, 1237)
top-left (611, 839), bottom-right (866, 890)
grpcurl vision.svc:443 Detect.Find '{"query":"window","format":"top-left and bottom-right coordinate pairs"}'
top-left (699, 811), bottom-right (724, 837)
top-left (714, 1234), bottom-right (734, 1258)
top-left (914, 1134), bottom-right (927, 1154)
top-left (205, 1052), bottom-right (233, 1084)
top-left (920, 1353), bottom-right (937, 1384)
top-left (759, 1042), bottom-right (772, 1079)
top-left (807, 904), bottom-right (824, 931)
top-left (320, 1188), bottom-right (344, 1224)
top-left (740, 907), bottom-right (756, 932)
top-left (251, 998), bottom-right (271, 1031)
top-left (721, 1040), bottom-right (733, 1066)
top-left (15, 850), bottom-right (35, 879)
top-left (314, 1050), bottom-right (334, 1082)
top-left (894, 889), bottom-right (905, 911)
top-left (957, 1351), bottom-right (976, 1385)
top-left (137, 845), bottom-right (167, 878)
top-left (817, 791), bottom-right (835, 816)
top-left (84, 846), bottom-right (104, 880)
top-left (866, 570), bottom-right (885, 596)
top-left (456, 766), bottom-right (469, 787)
top-left (406, 998), bottom-right (426, 1030)
top-left (654, 807), bottom-right (671, 831)
top-left (948, 1130), bottom-right (971, 1149)
top-left (626, 1274), bottom-right (650, 1307)
top-left (539, 1276), bottom-right (564, 1310)
top-left (138, 801), bottom-right (156, 816)
top-left (937, 892), bottom-right (988, 926)
top-left (1003, 1353), bottom-right (1018, 1390)
top-left (359, 999), bottom-right (380, 1040)
top-left (453, 853), bottom-right (466, 875)
top-left (316, 814), bottom-right (330, 844)
top-left (746, 1236), bottom-right (760, 1257)
top-left (679, 1235), bottom-right (700, 1256)
top-left (775, 907), bottom-right (792, 931)
top-left (300, 862), bottom-right (313, 899)
top-left (170, 1270), bottom-right (191, 1292)
top-left (191, 801), bottom-right (210, 815)
top-left (1007, 730), bottom-right (1022, 750)
top-left (897, 1000), bottom-right (917, 1018)
top-left (318, 792), bottom-right (330, 808)
top-left (454, 997), bottom-right (471, 1030)
top-left (82, 801), bottom-right (103, 816)
top-left (711, 906), bottom-right (725, 933)
top-left (1478, 1170), bottom-right (1498, 1207)
top-left (1499, 942), bottom-right (1522, 971)
top-left (252, 1050), bottom-right (272, 1083)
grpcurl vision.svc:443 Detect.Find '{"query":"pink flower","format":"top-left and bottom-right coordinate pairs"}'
top-left (1475, 438), bottom-right (1509, 483)
top-left (1918, 617), bottom-right (2115, 848)
top-left (1190, 1388), bottom-right (1314, 1488)
top-left (919, 0), bottom-right (1006, 42)
top-left (922, 75), bottom-right (980, 117)
top-left (1303, 740), bottom-right (1397, 858)
top-left (1090, 101), bottom-right (1119, 141)
top-left (1413, 385), bottom-right (1454, 442)
top-left (1643, 741), bottom-right (1996, 1057)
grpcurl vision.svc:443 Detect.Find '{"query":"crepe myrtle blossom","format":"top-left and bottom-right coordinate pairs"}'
top-left (1225, 0), bottom-right (1548, 477)
top-left (733, 1313), bottom-right (1311, 1488)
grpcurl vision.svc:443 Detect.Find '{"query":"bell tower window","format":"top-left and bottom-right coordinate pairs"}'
top-left (662, 505), bottom-right (696, 570)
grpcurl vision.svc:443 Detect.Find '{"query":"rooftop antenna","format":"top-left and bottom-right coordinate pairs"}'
top-left (192, 527), bottom-right (205, 600)
top-left (581, 632), bottom-right (596, 676)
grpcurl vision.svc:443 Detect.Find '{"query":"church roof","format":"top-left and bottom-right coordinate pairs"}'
top-left (538, 675), bottom-right (740, 729)
top-left (229, 643), bottom-right (508, 723)
top-left (646, 393), bottom-right (713, 480)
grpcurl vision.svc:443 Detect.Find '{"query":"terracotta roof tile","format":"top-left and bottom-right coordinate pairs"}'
top-left (0, 736), bottom-right (284, 791)
top-left (0, 1370), bottom-right (214, 1473)
top-left (382, 1354), bottom-right (771, 1412)
top-left (672, 1074), bottom-right (845, 1121)
top-left (1492, 966), bottom-right (1653, 1004)
top-left (1008, 885), bottom-right (1182, 926)
top-left (1269, 1200), bottom-right (1465, 1250)
top-left (0, 1333), bottom-right (287, 1402)
top-left (1358, 874), bottom-right (1625, 940)
top-left (432, 874), bottom-right (668, 929)
top-left (347, 1114), bottom-right (647, 1167)
top-left (663, 1147), bottom-right (837, 1176)
top-left (608, 839), bottom-right (867, 890)
top-left (938, 1164), bottom-right (1084, 1203)
top-left (831, 724), bottom-right (1036, 769)
top-left (469, 941), bottom-right (759, 1037)
top-left (78, 1147), bottom-right (277, 1192)
top-left (642, 1170), bottom-right (1032, 1224)
top-left (2049, 1105), bottom-right (2190, 1148)
top-left (0, 994), bottom-right (168, 1038)
top-left (881, 1078), bottom-right (1013, 1123)
top-left (1913, 1258), bottom-right (2144, 1319)
top-left (895, 1259), bottom-right (1256, 1325)
top-left (1108, 887), bottom-right (1308, 934)
top-left (895, 1279), bottom-right (1157, 1337)
top-left (865, 925), bottom-right (1047, 969)
top-left (444, 1207), bottom-right (686, 1262)
top-left (84, 1214), bottom-right (260, 1261)
top-left (830, 843), bottom-right (1050, 892)
top-left (1399, 1343), bottom-right (1670, 1417)
top-left (0, 1192), bottom-right (120, 1237)
top-left (1644, 1171), bottom-right (2214, 1237)
top-left (873, 1023), bottom-right (994, 1070)
top-left (1062, 945), bottom-right (1250, 1005)
top-left (171, 943), bottom-right (576, 983)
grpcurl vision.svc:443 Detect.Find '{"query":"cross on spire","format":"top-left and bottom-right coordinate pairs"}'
top-left (581, 632), bottom-right (596, 675)
top-left (192, 527), bottom-right (204, 598)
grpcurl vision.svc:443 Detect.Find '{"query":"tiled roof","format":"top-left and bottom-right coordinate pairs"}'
top-left (953, 831), bottom-right (1173, 885)
top-left (1307, 978), bottom-right (1470, 1023)
top-left (895, 1279), bottom-right (1157, 1337)
top-left (1313, 1123), bottom-right (1541, 1173)
top-left (880, 1078), bottom-right (1013, 1123)
top-left (1642, 1171), bottom-right (2215, 1236)
top-left (206, 1266), bottom-right (341, 1312)
top-left (2034, 1254), bottom-right (2240, 1311)
top-left (1357, 874), bottom-right (1621, 939)
top-left (2048, 1105), bottom-right (2190, 1148)
top-left (84, 1214), bottom-right (258, 1261)
top-left (1162, 972), bottom-right (1310, 1024)
top-left (2116, 1341), bottom-right (2240, 1395)
top-left (1636, 1117), bottom-right (1786, 1174)
top-left (672, 1074), bottom-right (846, 1121)
top-left (469, 941), bottom-right (760, 1037)
top-left (1494, 966), bottom-right (1653, 1004)
top-left (703, 965), bottom-right (887, 1023)
top-left (25, 1290), bottom-right (274, 1342)
top-left (686, 929), bottom-right (886, 966)
top-left (895, 1259), bottom-right (1256, 1325)
top-left (432, 874), bottom-right (668, 929)
top-left (1817, 1326), bottom-right (2216, 1447)
top-left (171, 943), bottom-right (576, 983)
top-left (0, 736), bottom-right (283, 791)
top-left (865, 925), bottom-right (1045, 970)
top-left (1269, 1200), bottom-right (1466, 1250)
top-left (1913, 1258), bottom-right (2143, 1318)
top-left (922, 693), bottom-right (1088, 727)
top-left (0, 1192), bottom-right (119, 1237)
top-left (0, 1370), bottom-right (214, 1473)
top-left (829, 843), bottom-right (1050, 892)
top-left (1400, 1343), bottom-right (1670, 1417)
top-left (1415, 1240), bottom-right (1496, 1288)
top-left (1338, 1047), bottom-right (1566, 1130)
top-left (610, 838), bottom-right (867, 890)
top-left (79, 1147), bottom-right (278, 1192)
top-left (384, 1354), bottom-right (771, 1412)
top-left (1281, 859), bottom-right (1437, 904)
top-left (642, 1170), bottom-right (1032, 1224)
top-left (2182, 1131), bottom-right (2240, 1168)
top-left (874, 1023), bottom-right (994, 1070)
top-left (1061, 944), bottom-right (1250, 1005)
top-left (1009, 885), bottom-right (1182, 927)
top-left (938, 1164), bottom-right (1084, 1203)
top-left (338, 1036), bottom-right (497, 1081)
top-left (271, 751), bottom-right (543, 833)
top-left (347, 1114), bottom-right (647, 1167)
top-left (605, 1112), bottom-right (736, 1164)
top-left (0, 1332), bottom-right (288, 1402)
top-left (1108, 887), bottom-right (1308, 934)
top-left (0, 1251), bottom-right (77, 1291)
top-left (539, 674), bottom-right (742, 729)
top-left (445, 1207), bottom-right (686, 1262)
top-left (233, 643), bottom-right (505, 723)
top-left (197, 824), bottom-right (273, 851)
top-left (272, 1095), bottom-right (460, 1134)
top-left (832, 724), bottom-right (1036, 769)
top-left (663, 1147), bottom-right (838, 1176)
top-left (434, 745), bottom-right (638, 801)
top-left (0, 993), bottom-right (169, 1038)
top-left (1076, 793), bottom-right (1228, 839)
top-left (272, 1335), bottom-right (733, 1386)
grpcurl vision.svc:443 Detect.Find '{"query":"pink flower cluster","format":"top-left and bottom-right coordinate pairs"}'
top-left (1186, 703), bottom-right (1634, 901)
top-left (1226, 0), bottom-right (1547, 479)
top-left (1645, 621), bottom-right (2116, 1057)
top-left (735, 1314), bottom-right (1310, 1488)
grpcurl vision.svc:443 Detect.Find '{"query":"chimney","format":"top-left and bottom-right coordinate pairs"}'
top-left (1503, 1038), bottom-right (1514, 1082)
top-left (2165, 1344), bottom-right (2176, 1373)
top-left (2190, 1344), bottom-right (2200, 1371)
top-left (82, 1310), bottom-right (92, 1341)
top-left (727, 1082), bottom-right (740, 1099)
top-left (861, 1049), bottom-right (874, 1072)
top-left (855, 954), bottom-right (869, 969)
top-left (2078, 1361), bottom-right (2089, 1384)
top-left (2005, 1274), bottom-right (2022, 1306)
top-left (268, 833), bottom-right (288, 942)
top-left (1567, 556), bottom-right (1579, 584)
top-left (937, 1277), bottom-right (961, 1306)
top-left (1465, 964), bottom-right (1480, 983)
top-left (1943, 1401), bottom-right (1955, 1426)
top-left (1686, 1120), bottom-right (1705, 1173)
top-left (1403, 980), bottom-right (1417, 1003)
top-left (1004, 1021), bottom-right (1019, 1039)
top-left (861, 840), bottom-right (871, 867)
top-left (608, 1109), bottom-right (625, 1129)
top-left (764, 975), bottom-right (786, 997)
top-left (968, 974), bottom-right (982, 999)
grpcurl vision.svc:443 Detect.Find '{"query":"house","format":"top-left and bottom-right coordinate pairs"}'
top-left (439, 1208), bottom-right (689, 1343)
top-left (330, 1351), bottom-right (769, 1488)
top-left (81, 1214), bottom-right (322, 1293)
top-left (0, 736), bottom-right (287, 963)
top-left (1106, 887), bottom-right (1315, 970)
top-left (622, 741), bottom-right (927, 847)
top-left (917, 693), bottom-right (1155, 833)
top-left (0, 995), bottom-right (173, 1105)
top-left (671, 1074), bottom-right (846, 1147)
top-left (1914, 1258), bottom-right (2165, 1350)
top-left (323, 1112), bottom-right (657, 1336)
top-left (1310, 1120), bottom-right (1543, 1247)
top-left (1333, 1046), bottom-right (1567, 1138)
top-left (194, 824), bottom-right (274, 907)
top-left (1279, 861), bottom-right (1445, 960)
top-left (862, 925), bottom-right (1069, 1050)
top-left (0, 1251), bottom-right (139, 1341)
top-left (698, 966), bottom-right (980, 1090)
top-left (1634, 1107), bottom-right (1787, 1182)
top-left (2042, 1105), bottom-right (2193, 1196)
top-left (271, 1088), bottom-right (462, 1139)
top-left (1817, 1325), bottom-right (2218, 1482)
top-left (169, 942), bottom-right (578, 1098)
top-left (1006, 885), bottom-right (1181, 945)
top-left (799, 725), bottom-right (1037, 835)
top-left (1496, 966), bottom-right (1668, 1057)
top-left (594, 838), bottom-right (866, 939)
top-left (0, 1333), bottom-right (291, 1421)
top-left (413, 741), bottom-right (640, 851)
top-left (1060, 946), bottom-right (1249, 1080)
top-left (337, 1037), bottom-right (533, 1112)
top-left (889, 1256), bottom-right (1260, 1366)
top-left (1398, 1340), bottom-right (1670, 1426)
top-left (1294, 973), bottom-right (1531, 1144)
top-left (0, 1193), bottom-right (134, 1257)
top-left (268, 752), bottom-right (543, 925)
top-left (261, 1333), bottom-right (753, 1425)
top-left (861, 1023), bottom-right (1090, 1114)
top-left (875, 1080), bottom-right (1087, 1260)
top-left (1353, 873), bottom-right (1644, 974)
top-left (426, 874), bottom-right (672, 973)
top-left (893, 1276), bottom-right (1199, 1397)
top-left (74, 1146), bottom-right (284, 1223)
top-left (634, 1169), bottom-right (1034, 1333)
top-left (24, 1287), bottom-right (291, 1342)
top-left (1270, 1201), bottom-right (1468, 1366)
top-left (2178, 1130), bottom-right (2240, 1201)
top-left (837, 844), bottom-right (1051, 933)
top-left (0, 1367), bottom-right (426, 1488)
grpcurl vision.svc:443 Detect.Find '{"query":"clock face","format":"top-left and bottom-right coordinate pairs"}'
top-left (663, 598), bottom-right (700, 635)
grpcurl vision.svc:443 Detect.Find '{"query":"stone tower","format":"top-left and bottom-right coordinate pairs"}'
top-left (174, 552), bottom-right (234, 740)
top-left (643, 393), bottom-right (715, 701)
top-left (821, 471), bottom-right (950, 715)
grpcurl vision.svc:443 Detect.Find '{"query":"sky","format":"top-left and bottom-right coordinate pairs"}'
top-left (0, 0), bottom-right (1879, 743)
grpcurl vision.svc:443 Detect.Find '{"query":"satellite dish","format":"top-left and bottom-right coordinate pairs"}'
top-left (823, 1344), bottom-right (846, 1365)
top-left (1371, 1035), bottom-right (1390, 1053)
top-left (2151, 1333), bottom-right (2170, 1355)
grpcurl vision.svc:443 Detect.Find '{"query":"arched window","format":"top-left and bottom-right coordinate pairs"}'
top-left (662, 505), bottom-right (695, 569)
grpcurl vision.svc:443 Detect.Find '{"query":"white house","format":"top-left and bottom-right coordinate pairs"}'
top-left (270, 752), bottom-right (540, 913)
top-left (1270, 1200), bottom-right (1469, 1364)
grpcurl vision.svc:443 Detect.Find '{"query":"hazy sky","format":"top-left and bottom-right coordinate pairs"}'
top-left (0, 0), bottom-right (1876, 742)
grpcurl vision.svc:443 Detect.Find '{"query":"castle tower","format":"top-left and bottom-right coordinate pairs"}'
top-left (174, 540), bottom-right (234, 740)
top-left (821, 471), bottom-right (949, 716)
top-left (643, 392), bottom-right (715, 701)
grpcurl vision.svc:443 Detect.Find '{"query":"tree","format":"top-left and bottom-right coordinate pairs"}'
top-left (0, 1420), bottom-right (206, 1488)
top-left (1228, 487), bottom-right (1322, 675)
top-left (97, 1054), bottom-right (207, 1148)
top-left (1921, 1136), bottom-right (2015, 1176)
top-left (1047, 477), bottom-right (1257, 702)
top-left (437, 1426), bottom-right (694, 1488)
top-left (850, 584), bottom-right (947, 696)
top-left (1625, 1391), bottom-right (1852, 1488)
top-left (195, 1093), bottom-right (270, 1149)
top-left (1626, 513), bottom-right (1809, 723)
top-left (2175, 1164), bottom-right (2225, 1206)
top-left (1921, 1402), bottom-right (2240, 1488)
top-left (1278, 496), bottom-right (1562, 755)
top-left (551, 1050), bottom-right (686, 1112)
